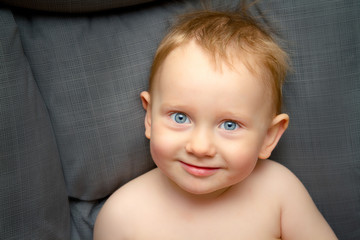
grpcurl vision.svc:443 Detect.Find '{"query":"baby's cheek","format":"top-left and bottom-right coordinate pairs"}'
top-left (225, 146), bottom-right (259, 177)
top-left (149, 131), bottom-right (177, 161)
top-left (150, 139), bottom-right (166, 161)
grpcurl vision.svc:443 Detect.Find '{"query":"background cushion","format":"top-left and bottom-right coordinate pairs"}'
top-left (0, 8), bottom-right (70, 240)
top-left (260, 1), bottom-right (360, 238)
top-left (13, 6), bottom-right (158, 200)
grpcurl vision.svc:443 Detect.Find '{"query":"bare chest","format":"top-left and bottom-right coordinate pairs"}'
top-left (131, 198), bottom-right (281, 240)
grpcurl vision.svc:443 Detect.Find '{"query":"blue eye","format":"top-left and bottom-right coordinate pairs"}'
top-left (170, 112), bottom-right (190, 124)
top-left (220, 121), bottom-right (239, 131)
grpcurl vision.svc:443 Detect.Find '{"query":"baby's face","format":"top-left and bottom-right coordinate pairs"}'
top-left (145, 41), bottom-right (275, 196)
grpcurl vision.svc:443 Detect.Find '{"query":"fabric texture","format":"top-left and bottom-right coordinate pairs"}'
top-left (0, 8), bottom-right (70, 240)
top-left (261, 1), bottom-right (360, 238)
top-left (13, 5), bottom-right (161, 201)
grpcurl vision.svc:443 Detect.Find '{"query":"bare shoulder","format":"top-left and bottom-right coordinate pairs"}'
top-left (253, 158), bottom-right (296, 178)
top-left (254, 159), bottom-right (319, 209)
top-left (253, 159), bottom-right (337, 240)
top-left (248, 159), bottom-right (303, 194)
top-left (93, 168), bottom-right (160, 240)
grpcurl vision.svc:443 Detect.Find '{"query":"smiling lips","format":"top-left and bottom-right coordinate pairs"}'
top-left (180, 161), bottom-right (220, 177)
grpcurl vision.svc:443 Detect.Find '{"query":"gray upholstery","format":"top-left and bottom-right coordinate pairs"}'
top-left (0, 0), bottom-right (359, 239)
top-left (0, 8), bottom-right (70, 239)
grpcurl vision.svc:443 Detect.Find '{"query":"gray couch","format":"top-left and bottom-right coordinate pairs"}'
top-left (0, 0), bottom-right (359, 239)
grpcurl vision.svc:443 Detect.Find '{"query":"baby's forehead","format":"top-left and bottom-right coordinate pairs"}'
top-left (166, 41), bottom-right (269, 88)
top-left (165, 41), bottom-right (255, 72)
top-left (157, 45), bottom-right (276, 116)
top-left (157, 42), bottom-right (272, 96)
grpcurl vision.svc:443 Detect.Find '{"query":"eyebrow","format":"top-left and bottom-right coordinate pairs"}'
top-left (159, 102), bottom-right (192, 112)
top-left (217, 109), bottom-right (251, 123)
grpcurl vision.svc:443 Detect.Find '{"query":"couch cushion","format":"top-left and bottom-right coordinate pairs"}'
top-left (0, 8), bottom-right (70, 240)
top-left (13, 4), bottom-right (170, 201)
top-left (261, 1), bottom-right (360, 238)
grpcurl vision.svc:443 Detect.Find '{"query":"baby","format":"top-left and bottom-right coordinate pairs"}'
top-left (94, 9), bottom-right (337, 240)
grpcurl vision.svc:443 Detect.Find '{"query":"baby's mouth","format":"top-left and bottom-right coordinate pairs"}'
top-left (180, 161), bottom-right (220, 177)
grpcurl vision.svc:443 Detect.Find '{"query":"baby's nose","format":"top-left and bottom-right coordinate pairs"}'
top-left (185, 127), bottom-right (216, 158)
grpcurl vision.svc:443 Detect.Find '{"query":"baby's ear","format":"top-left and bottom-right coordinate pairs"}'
top-left (258, 113), bottom-right (289, 159)
top-left (140, 91), bottom-right (151, 139)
